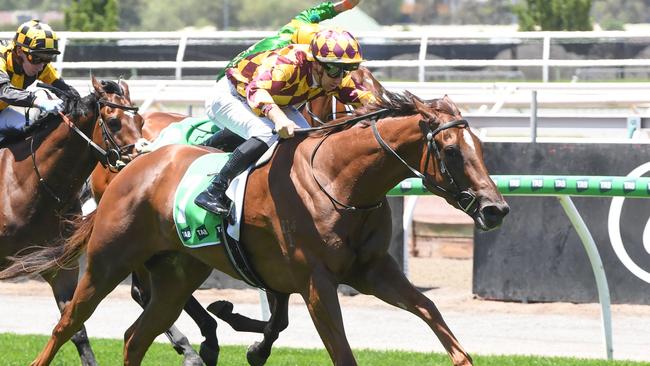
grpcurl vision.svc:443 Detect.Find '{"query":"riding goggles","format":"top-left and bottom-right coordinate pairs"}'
top-left (26, 52), bottom-right (56, 65)
top-left (321, 62), bottom-right (359, 78)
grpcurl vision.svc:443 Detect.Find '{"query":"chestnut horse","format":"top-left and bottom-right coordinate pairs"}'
top-left (83, 67), bottom-right (387, 364)
top-left (0, 76), bottom-right (141, 366)
top-left (9, 91), bottom-right (508, 366)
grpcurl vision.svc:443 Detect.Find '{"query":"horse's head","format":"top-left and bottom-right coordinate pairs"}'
top-left (413, 94), bottom-right (509, 231)
top-left (91, 76), bottom-right (146, 166)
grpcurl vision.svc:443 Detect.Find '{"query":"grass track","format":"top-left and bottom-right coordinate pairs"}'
top-left (1, 333), bottom-right (648, 366)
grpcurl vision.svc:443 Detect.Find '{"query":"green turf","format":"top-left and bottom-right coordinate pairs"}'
top-left (1, 333), bottom-right (648, 366)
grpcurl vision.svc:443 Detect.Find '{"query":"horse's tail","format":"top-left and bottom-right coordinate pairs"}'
top-left (0, 212), bottom-right (96, 280)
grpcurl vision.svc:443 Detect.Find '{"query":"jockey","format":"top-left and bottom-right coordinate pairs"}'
top-left (194, 28), bottom-right (377, 215)
top-left (204, 0), bottom-right (362, 149)
top-left (0, 20), bottom-right (77, 142)
top-left (216, 0), bottom-right (361, 81)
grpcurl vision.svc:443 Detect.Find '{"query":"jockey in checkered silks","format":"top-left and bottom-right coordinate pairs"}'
top-left (194, 27), bottom-right (377, 215)
top-left (0, 20), bottom-right (78, 143)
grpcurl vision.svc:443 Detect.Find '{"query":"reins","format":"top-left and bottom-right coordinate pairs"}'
top-left (304, 107), bottom-right (478, 214)
top-left (29, 86), bottom-right (138, 203)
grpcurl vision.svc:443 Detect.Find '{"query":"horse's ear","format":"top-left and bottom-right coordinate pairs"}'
top-left (411, 93), bottom-right (435, 122)
top-left (91, 75), bottom-right (105, 97)
top-left (441, 94), bottom-right (461, 115)
top-left (119, 80), bottom-right (131, 101)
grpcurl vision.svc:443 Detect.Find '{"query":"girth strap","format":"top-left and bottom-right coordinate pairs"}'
top-left (219, 221), bottom-right (269, 290)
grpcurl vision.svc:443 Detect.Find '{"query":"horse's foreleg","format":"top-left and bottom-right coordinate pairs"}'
top-left (42, 267), bottom-right (98, 366)
top-left (33, 265), bottom-right (127, 366)
top-left (301, 270), bottom-right (356, 366)
top-left (348, 255), bottom-right (472, 366)
top-left (124, 254), bottom-right (212, 366)
top-left (130, 269), bottom-right (207, 364)
top-left (245, 291), bottom-right (290, 366)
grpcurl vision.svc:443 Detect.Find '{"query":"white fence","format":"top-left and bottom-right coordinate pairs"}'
top-left (3, 30), bottom-right (650, 82)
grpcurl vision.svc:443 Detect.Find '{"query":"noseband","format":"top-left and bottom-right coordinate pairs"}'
top-left (304, 109), bottom-right (479, 214)
top-left (371, 117), bottom-right (479, 215)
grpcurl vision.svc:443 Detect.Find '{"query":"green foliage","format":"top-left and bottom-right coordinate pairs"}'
top-left (514, 0), bottom-right (593, 31)
top-left (65, 0), bottom-right (119, 31)
top-left (592, 0), bottom-right (649, 30)
top-left (118, 0), bottom-right (145, 30)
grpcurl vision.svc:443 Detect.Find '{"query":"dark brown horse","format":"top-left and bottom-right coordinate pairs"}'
top-left (0, 76), bottom-right (141, 366)
top-left (7, 91), bottom-right (508, 366)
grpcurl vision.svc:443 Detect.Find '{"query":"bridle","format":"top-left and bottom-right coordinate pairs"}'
top-left (372, 117), bottom-right (479, 215)
top-left (303, 96), bottom-right (354, 126)
top-left (303, 108), bottom-right (479, 214)
top-left (96, 97), bottom-right (140, 169)
top-left (29, 86), bottom-right (140, 204)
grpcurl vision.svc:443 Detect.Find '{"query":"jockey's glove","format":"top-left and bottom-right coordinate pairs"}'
top-left (33, 95), bottom-right (64, 113)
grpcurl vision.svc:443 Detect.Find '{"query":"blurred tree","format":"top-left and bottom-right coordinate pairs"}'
top-left (592, 0), bottom-right (646, 30)
top-left (65, 0), bottom-right (119, 31)
top-left (456, 0), bottom-right (516, 25)
top-left (138, 0), bottom-right (242, 30)
top-left (358, 0), bottom-right (403, 25)
top-left (514, 0), bottom-right (593, 31)
top-left (118, 0), bottom-right (145, 30)
top-left (237, 0), bottom-right (311, 29)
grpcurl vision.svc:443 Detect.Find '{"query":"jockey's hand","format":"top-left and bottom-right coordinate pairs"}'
top-left (275, 118), bottom-right (297, 139)
top-left (33, 95), bottom-right (64, 113)
top-left (335, 0), bottom-right (360, 12)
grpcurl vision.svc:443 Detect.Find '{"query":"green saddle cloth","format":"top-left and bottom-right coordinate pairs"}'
top-left (173, 153), bottom-right (231, 247)
top-left (150, 117), bottom-right (219, 149)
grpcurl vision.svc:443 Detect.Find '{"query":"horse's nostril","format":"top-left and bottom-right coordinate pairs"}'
top-left (480, 204), bottom-right (509, 223)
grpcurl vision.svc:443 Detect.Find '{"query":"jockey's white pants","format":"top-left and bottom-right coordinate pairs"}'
top-left (205, 77), bottom-right (310, 147)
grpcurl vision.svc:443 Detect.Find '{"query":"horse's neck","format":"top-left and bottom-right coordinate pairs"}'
top-left (320, 115), bottom-right (422, 206)
top-left (29, 118), bottom-right (98, 206)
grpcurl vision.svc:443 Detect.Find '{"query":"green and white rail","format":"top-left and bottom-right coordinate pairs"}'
top-left (389, 174), bottom-right (650, 361)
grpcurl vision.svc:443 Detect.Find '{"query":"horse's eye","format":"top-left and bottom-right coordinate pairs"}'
top-left (108, 117), bottom-right (122, 131)
top-left (443, 145), bottom-right (463, 163)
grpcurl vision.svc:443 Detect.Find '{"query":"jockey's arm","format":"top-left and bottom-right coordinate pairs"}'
top-left (266, 104), bottom-right (297, 139)
top-left (38, 64), bottom-right (79, 99)
top-left (52, 78), bottom-right (80, 99)
top-left (331, 74), bottom-right (378, 107)
top-left (333, 0), bottom-right (360, 13)
top-left (0, 70), bottom-right (35, 108)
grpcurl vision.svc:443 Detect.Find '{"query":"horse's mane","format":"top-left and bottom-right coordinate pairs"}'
top-left (67, 93), bottom-right (98, 121)
top-left (359, 90), bottom-right (420, 117)
top-left (311, 90), bottom-right (427, 137)
top-left (99, 80), bottom-right (123, 96)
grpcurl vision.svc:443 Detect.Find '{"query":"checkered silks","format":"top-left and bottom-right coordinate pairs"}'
top-left (310, 28), bottom-right (363, 64)
top-left (14, 20), bottom-right (59, 53)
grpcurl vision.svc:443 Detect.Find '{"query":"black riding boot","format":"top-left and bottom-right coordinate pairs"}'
top-left (194, 137), bottom-right (268, 215)
top-left (201, 128), bottom-right (246, 153)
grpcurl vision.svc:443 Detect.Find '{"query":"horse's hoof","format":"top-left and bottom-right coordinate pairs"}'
top-left (207, 300), bottom-right (234, 318)
top-left (199, 342), bottom-right (219, 366)
top-left (182, 353), bottom-right (204, 366)
top-left (246, 342), bottom-right (269, 366)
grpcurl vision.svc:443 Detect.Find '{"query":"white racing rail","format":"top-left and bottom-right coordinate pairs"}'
top-left (2, 30), bottom-right (650, 82)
